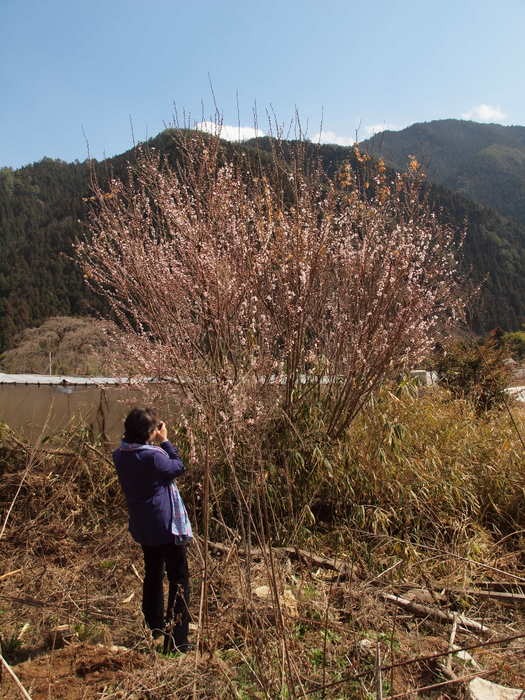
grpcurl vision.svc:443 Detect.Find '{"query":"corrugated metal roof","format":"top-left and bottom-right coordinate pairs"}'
top-left (506, 386), bottom-right (525, 402)
top-left (1, 373), bottom-right (523, 402)
top-left (0, 373), bottom-right (133, 386)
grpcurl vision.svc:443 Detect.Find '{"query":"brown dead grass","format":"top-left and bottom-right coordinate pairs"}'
top-left (1, 421), bottom-right (524, 698)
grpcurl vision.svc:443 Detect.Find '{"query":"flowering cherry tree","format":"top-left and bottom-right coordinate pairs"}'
top-left (78, 131), bottom-right (466, 679)
top-left (78, 133), bottom-right (464, 542)
top-left (79, 135), bottom-right (462, 432)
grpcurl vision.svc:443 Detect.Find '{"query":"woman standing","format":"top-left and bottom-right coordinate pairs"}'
top-left (113, 407), bottom-right (192, 653)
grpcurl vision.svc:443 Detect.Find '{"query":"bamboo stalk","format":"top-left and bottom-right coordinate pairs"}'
top-left (447, 613), bottom-right (458, 674)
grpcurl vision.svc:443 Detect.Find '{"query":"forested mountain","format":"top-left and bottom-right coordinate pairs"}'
top-left (0, 159), bottom-right (92, 349)
top-left (1, 126), bottom-right (525, 352)
top-left (360, 119), bottom-right (525, 224)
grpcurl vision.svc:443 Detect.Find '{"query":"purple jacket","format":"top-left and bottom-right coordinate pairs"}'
top-left (113, 440), bottom-right (186, 546)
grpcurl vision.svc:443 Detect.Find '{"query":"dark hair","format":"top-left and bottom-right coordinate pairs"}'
top-left (123, 407), bottom-right (158, 444)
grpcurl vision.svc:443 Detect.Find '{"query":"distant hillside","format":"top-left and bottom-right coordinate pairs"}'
top-left (0, 316), bottom-right (127, 375)
top-left (1, 127), bottom-right (525, 352)
top-left (360, 119), bottom-right (525, 224)
top-left (0, 159), bottom-right (93, 350)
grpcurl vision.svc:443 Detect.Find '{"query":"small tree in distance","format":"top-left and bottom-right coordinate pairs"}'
top-left (77, 130), bottom-right (465, 536)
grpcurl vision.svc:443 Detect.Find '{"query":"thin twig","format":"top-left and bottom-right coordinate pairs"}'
top-left (375, 641), bottom-right (383, 700)
top-left (0, 654), bottom-right (32, 700)
top-left (365, 559), bottom-right (403, 586)
top-left (0, 569), bottom-right (22, 581)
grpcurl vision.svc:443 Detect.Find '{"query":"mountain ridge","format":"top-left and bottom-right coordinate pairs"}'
top-left (360, 118), bottom-right (525, 224)
top-left (1, 122), bottom-right (525, 353)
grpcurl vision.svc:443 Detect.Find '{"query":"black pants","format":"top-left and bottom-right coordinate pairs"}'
top-left (141, 542), bottom-right (190, 651)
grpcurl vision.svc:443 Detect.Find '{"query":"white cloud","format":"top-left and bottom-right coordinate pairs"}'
top-left (311, 130), bottom-right (356, 146)
top-left (364, 123), bottom-right (400, 137)
top-left (196, 121), bottom-right (264, 141)
top-left (461, 104), bottom-right (507, 122)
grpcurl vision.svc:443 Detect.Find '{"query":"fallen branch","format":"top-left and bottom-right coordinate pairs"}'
top-left (0, 593), bottom-right (132, 623)
top-left (305, 632), bottom-right (525, 695)
top-left (0, 593), bottom-right (46, 608)
top-left (8, 433), bottom-right (76, 459)
top-left (9, 432), bottom-right (114, 468)
top-left (380, 592), bottom-right (494, 635)
top-left (478, 581), bottom-right (525, 592)
top-left (206, 539), bottom-right (354, 577)
top-left (83, 442), bottom-right (114, 468)
top-left (282, 546), bottom-right (354, 576)
top-left (395, 583), bottom-right (525, 605)
top-left (458, 589), bottom-right (525, 605)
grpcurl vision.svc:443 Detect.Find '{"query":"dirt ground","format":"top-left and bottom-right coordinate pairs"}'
top-left (1, 536), bottom-right (525, 698)
top-left (1, 643), bottom-right (148, 699)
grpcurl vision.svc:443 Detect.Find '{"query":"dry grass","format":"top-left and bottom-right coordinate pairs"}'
top-left (0, 388), bottom-right (524, 698)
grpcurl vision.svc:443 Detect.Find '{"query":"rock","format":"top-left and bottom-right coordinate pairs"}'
top-left (468, 677), bottom-right (523, 700)
top-left (253, 584), bottom-right (298, 617)
top-left (357, 638), bottom-right (375, 657)
top-left (404, 588), bottom-right (441, 605)
top-left (253, 584), bottom-right (271, 600)
top-left (454, 647), bottom-right (482, 670)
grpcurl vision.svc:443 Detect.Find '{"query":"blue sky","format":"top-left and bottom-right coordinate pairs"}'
top-left (1, 0), bottom-right (524, 168)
